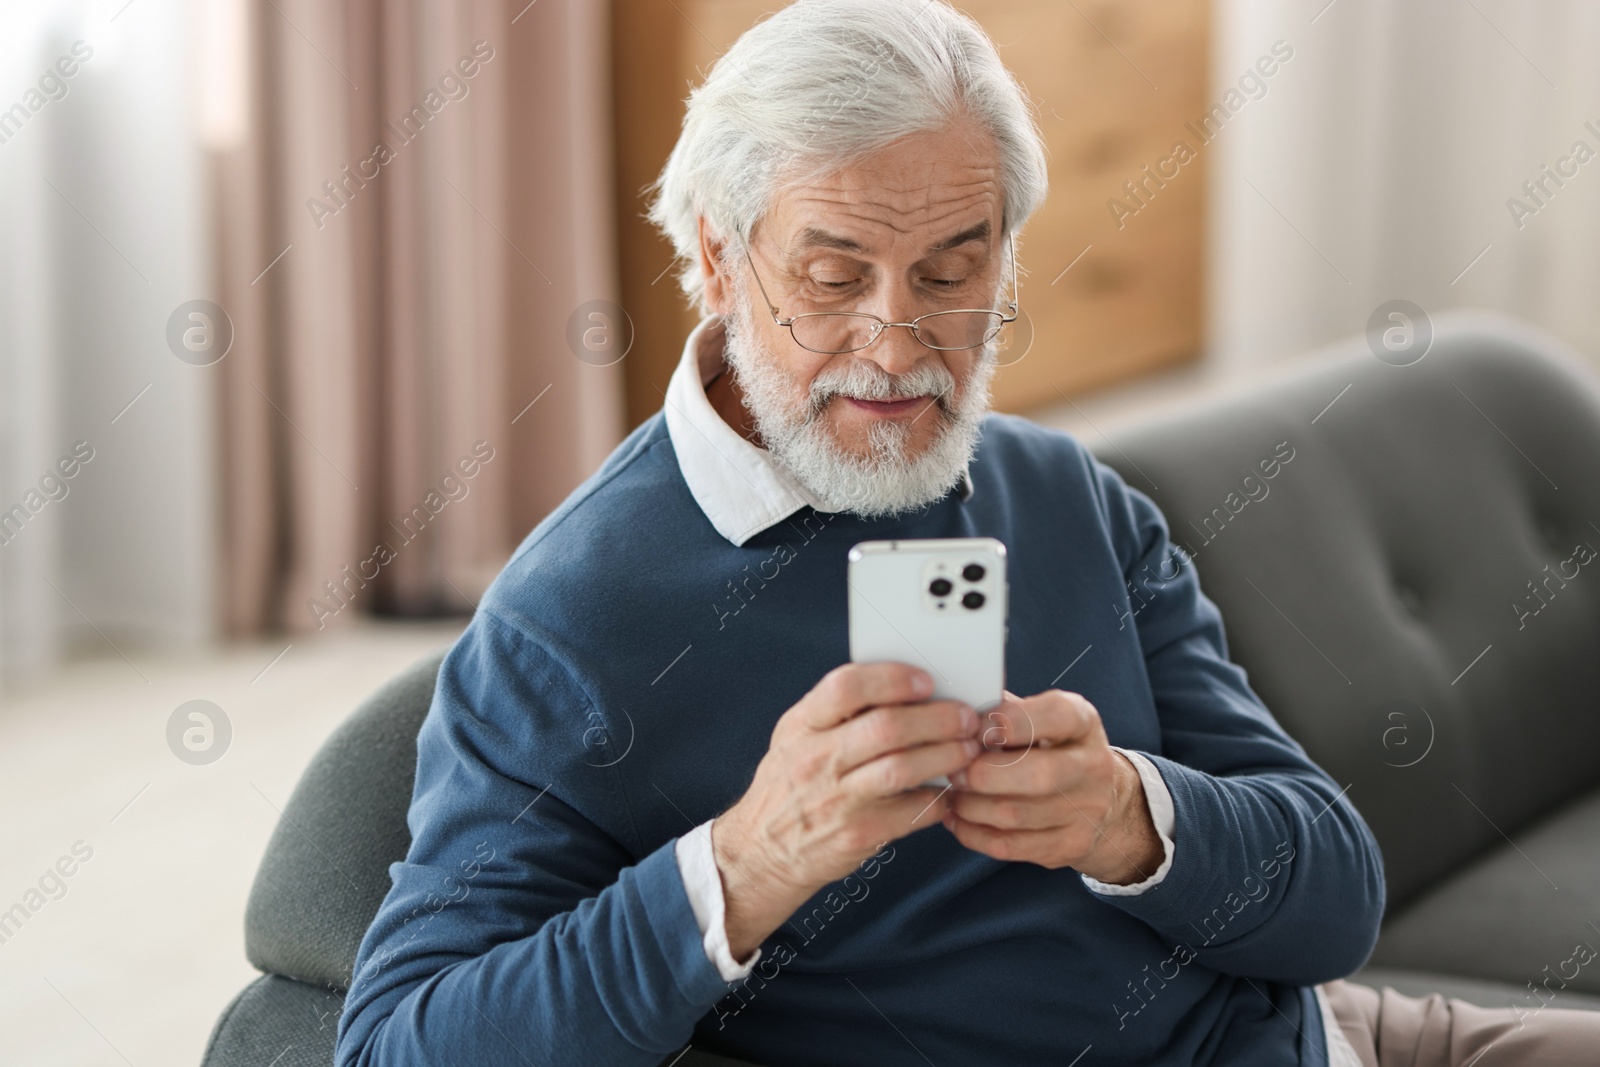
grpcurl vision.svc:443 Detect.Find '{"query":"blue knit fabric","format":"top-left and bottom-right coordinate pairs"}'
top-left (336, 411), bottom-right (1383, 1067)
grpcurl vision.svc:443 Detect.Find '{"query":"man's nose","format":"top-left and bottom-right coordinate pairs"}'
top-left (858, 323), bottom-right (927, 377)
top-left (854, 276), bottom-right (935, 376)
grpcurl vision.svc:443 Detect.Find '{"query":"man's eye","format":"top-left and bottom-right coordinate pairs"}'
top-left (926, 277), bottom-right (965, 288)
top-left (813, 279), bottom-right (856, 289)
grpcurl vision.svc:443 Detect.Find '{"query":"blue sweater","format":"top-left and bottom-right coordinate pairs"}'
top-left (336, 411), bottom-right (1384, 1066)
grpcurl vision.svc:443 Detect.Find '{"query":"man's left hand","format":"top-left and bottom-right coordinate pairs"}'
top-left (942, 689), bottom-right (1163, 886)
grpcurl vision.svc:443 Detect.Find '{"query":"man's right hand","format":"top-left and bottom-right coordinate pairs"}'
top-left (709, 662), bottom-right (981, 960)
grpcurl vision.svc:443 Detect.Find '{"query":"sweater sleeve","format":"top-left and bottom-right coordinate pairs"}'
top-left (335, 611), bottom-right (731, 1067)
top-left (1078, 451), bottom-right (1386, 985)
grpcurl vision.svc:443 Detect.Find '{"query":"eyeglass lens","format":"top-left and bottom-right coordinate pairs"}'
top-left (790, 310), bottom-right (1004, 353)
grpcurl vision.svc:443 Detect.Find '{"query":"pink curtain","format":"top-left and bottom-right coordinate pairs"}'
top-left (212, 0), bottom-right (624, 634)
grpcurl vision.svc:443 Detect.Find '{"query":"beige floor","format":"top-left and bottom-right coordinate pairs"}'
top-left (0, 619), bottom-right (467, 1067)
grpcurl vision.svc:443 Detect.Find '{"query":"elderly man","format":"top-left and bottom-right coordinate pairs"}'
top-left (337, 2), bottom-right (1600, 1065)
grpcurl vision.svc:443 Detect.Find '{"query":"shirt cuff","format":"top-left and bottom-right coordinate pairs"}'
top-left (1080, 747), bottom-right (1176, 896)
top-left (675, 818), bottom-right (762, 981)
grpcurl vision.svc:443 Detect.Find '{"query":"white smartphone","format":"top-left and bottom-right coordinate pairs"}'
top-left (846, 536), bottom-right (1008, 787)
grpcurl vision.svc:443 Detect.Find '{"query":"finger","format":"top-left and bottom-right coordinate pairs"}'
top-left (941, 814), bottom-right (1073, 865)
top-left (980, 693), bottom-right (1086, 748)
top-left (958, 743), bottom-right (1079, 795)
top-left (834, 700), bottom-right (977, 775)
top-left (841, 737), bottom-right (979, 797)
top-left (983, 690), bottom-right (1101, 748)
top-left (948, 790), bottom-right (1070, 831)
top-left (796, 661), bottom-right (934, 730)
top-left (977, 693), bottom-right (1035, 749)
top-left (884, 783), bottom-right (958, 838)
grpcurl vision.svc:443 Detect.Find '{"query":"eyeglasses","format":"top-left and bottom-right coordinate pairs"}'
top-left (739, 232), bottom-right (1019, 354)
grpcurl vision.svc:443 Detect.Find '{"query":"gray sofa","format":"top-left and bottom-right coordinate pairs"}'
top-left (1091, 311), bottom-right (1600, 1012)
top-left (204, 311), bottom-right (1600, 1066)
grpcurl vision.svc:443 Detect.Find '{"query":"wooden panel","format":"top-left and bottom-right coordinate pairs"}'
top-left (609, 0), bottom-right (1209, 422)
top-left (979, 0), bottom-right (1210, 407)
top-left (610, 0), bottom-right (701, 430)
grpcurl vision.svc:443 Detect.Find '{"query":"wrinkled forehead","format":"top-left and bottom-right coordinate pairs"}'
top-left (759, 123), bottom-right (1005, 263)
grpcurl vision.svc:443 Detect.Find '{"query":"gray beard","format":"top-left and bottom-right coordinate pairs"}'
top-left (721, 284), bottom-right (997, 520)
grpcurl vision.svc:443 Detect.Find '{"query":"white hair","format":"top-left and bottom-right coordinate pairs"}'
top-left (645, 0), bottom-right (1050, 315)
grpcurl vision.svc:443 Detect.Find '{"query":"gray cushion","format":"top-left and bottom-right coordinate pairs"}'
top-left (1089, 310), bottom-right (1600, 912)
top-left (204, 975), bottom-right (340, 1067)
top-left (244, 650), bottom-right (447, 990)
top-left (1368, 785), bottom-right (1600, 993)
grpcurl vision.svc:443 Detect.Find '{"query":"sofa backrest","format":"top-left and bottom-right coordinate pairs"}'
top-left (1090, 311), bottom-right (1600, 909)
top-left (244, 650), bottom-right (447, 992)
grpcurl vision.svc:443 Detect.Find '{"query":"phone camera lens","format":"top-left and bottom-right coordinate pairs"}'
top-left (962, 591), bottom-right (985, 609)
top-left (962, 563), bottom-right (985, 582)
top-left (929, 578), bottom-right (953, 597)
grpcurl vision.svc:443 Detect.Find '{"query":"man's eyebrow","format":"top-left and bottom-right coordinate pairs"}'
top-left (791, 226), bottom-right (865, 253)
top-left (928, 219), bottom-right (991, 253)
top-left (789, 219), bottom-right (993, 257)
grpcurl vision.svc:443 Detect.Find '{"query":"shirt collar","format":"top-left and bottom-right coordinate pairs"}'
top-left (663, 315), bottom-right (974, 546)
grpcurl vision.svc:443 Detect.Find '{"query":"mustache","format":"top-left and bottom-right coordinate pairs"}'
top-left (806, 358), bottom-right (958, 417)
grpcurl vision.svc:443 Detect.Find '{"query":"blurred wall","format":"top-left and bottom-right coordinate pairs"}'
top-left (1, 0), bottom-right (216, 688)
top-left (1210, 0), bottom-right (1600, 373)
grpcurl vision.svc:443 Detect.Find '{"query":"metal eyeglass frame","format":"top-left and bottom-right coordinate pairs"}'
top-left (738, 232), bottom-right (1019, 354)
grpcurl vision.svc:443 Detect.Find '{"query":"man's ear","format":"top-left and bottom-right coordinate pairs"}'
top-left (697, 216), bottom-right (733, 317)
